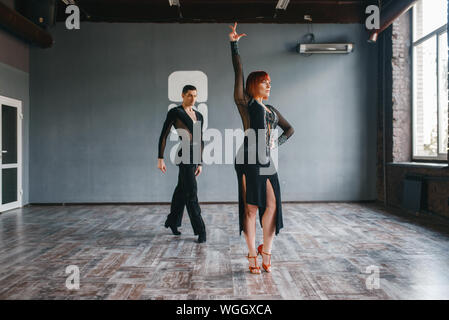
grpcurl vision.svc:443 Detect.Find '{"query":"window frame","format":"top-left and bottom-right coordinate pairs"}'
top-left (411, 2), bottom-right (448, 162)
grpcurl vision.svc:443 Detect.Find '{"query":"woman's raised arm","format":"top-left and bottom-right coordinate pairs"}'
top-left (229, 22), bottom-right (250, 107)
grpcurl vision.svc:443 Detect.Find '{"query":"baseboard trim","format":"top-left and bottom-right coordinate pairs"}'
top-left (25, 200), bottom-right (378, 206)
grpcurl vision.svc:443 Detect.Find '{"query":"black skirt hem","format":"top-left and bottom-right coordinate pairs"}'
top-left (235, 162), bottom-right (284, 236)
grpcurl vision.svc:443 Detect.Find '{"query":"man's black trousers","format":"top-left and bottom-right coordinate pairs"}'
top-left (165, 163), bottom-right (206, 236)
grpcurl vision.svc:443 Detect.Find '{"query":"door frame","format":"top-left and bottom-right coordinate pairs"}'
top-left (0, 95), bottom-right (23, 212)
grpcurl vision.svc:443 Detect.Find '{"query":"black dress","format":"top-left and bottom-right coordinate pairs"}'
top-left (230, 41), bottom-right (294, 236)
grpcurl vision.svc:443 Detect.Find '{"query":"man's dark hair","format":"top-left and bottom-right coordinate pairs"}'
top-left (182, 85), bottom-right (197, 94)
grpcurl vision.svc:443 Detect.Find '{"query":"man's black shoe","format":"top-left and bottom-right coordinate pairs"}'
top-left (165, 221), bottom-right (181, 235)
top-left (197, 232), bottom-right (206, 243)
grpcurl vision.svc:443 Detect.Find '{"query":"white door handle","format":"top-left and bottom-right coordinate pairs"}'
top-left (1, 150), bottom-right (7, 153)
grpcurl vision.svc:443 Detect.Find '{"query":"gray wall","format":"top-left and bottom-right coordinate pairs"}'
top-left (30, 22), bottom-right (378, 203)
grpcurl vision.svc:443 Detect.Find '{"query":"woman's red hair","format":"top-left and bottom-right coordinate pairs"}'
top-left (245, 71), bottom-right (270, 98)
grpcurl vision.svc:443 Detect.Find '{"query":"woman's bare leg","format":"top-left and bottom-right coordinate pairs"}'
top-left (244, 204), bottom-right (258, 256)
top-left (261, 179), bottom-right (276, 270)
top-left (241, 174), bottom-right (259, 269)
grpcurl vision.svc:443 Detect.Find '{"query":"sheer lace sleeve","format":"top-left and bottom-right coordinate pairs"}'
top-left (272, 106), bottom-right (294, 146)
top-left (199, 113), bottom-right (204, 165)
top-left (230, 41), bottom-right (250, 114)
top-left (158, 108), bottom-right (176, 159)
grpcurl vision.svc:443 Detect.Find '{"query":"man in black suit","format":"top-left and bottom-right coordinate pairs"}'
top-left (157, 85), bottom-right (206, 243)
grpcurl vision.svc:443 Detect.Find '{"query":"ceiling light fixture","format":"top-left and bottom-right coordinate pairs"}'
top-left (275, 0), bottom-right (290, 10)
top-left (168, 0), bottom-right (180, 6)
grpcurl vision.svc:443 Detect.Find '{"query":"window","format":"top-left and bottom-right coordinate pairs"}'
top-left (412, 0), bottom-right (448, 160)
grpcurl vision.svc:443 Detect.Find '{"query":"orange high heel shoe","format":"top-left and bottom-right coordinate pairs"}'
top-left (246, 254), bottom-right (261, 274)
top-left (257, 244), bottom-right (272, 273)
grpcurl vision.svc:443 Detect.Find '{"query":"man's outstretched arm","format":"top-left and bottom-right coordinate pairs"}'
top-left (157, 109), bottom-right (175, 173)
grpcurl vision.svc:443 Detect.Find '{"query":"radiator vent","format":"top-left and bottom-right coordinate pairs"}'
top-left (401, 174), bottom-right (424, 212)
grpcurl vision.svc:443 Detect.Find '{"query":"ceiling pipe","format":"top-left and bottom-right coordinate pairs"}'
top-left (368, 0), bottom-right (418, 43)
top-left (0, 1), bottom-right (53, 48)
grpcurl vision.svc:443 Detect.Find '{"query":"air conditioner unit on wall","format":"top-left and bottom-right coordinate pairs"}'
top-left (298, 43), bottom-right (354, 54)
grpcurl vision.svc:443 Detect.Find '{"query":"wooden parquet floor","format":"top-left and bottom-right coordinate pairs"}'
top-left (1, 202), bottom-right (449, 300)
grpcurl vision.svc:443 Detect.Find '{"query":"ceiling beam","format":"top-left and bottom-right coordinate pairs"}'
top-left (55, 0), bottom-right (379, 24)
top-left (0, 1), bottom-right (53, 48)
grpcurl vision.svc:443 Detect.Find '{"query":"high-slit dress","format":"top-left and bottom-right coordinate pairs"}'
top-left (230, 41), bottom-right (294, 236)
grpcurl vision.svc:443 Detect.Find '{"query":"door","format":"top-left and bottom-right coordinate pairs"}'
top-left (0, 95), bottom-right (22, 213)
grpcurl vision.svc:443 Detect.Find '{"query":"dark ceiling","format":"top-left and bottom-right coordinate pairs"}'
top-left (54, 0), bottom-right (394, 24)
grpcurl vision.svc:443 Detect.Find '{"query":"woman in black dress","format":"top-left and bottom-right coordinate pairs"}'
top-left (228, 23), bottom-right (294, 274)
